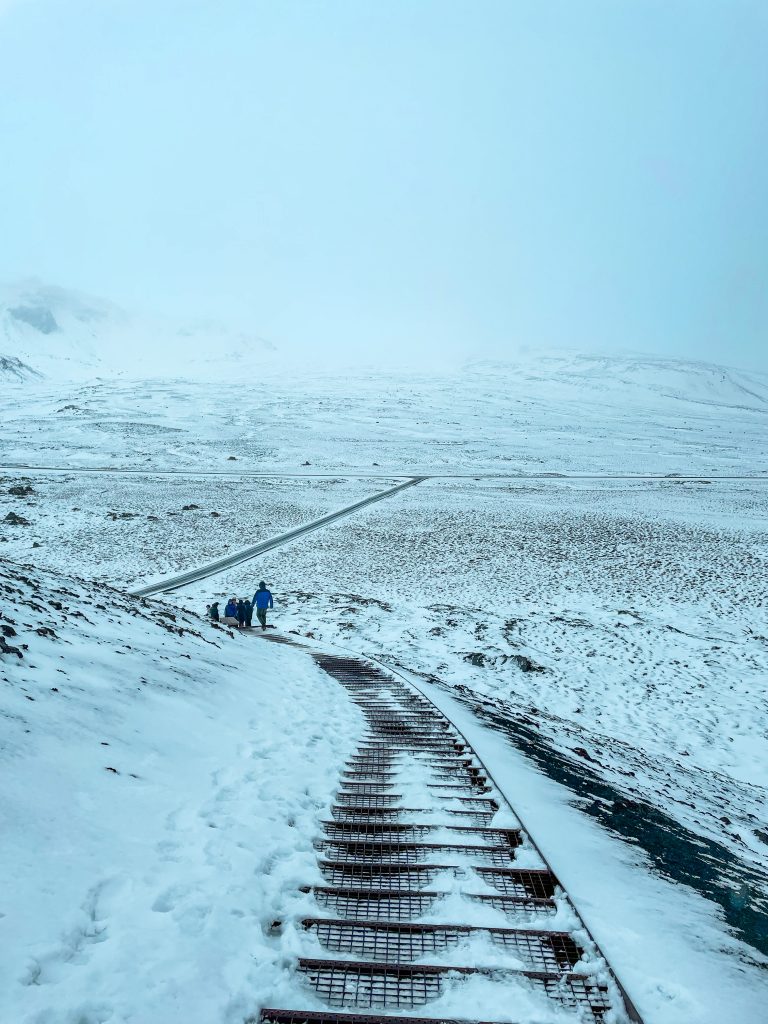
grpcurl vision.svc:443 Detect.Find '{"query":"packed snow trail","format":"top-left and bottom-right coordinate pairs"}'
top-left (255, 637), bottom-right (643, 1024)
top-left (128, 477), bottom-right (425, 597)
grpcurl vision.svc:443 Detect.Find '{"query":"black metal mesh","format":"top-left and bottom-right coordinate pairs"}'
top-left (297, 960), bottom-right (445, 1009)
top-left (318, 841), bottom-right (515, 867)
top-left (429, 771), bottom-right (487, 784)
top-left (425, 783), bottom-right (490, 793)
top-left (345, 760), bottom-right (400, 770)
top-left (310, 887), bottom-right (443, 921)
top-left (331, 808), bottom-right (424, 823)
top-left (335, 794), bottom-right (402, 807)
top-left (305, 920), bottom-right (461, 962)
top-left (473, 869), bottom-right (557, 899)
top-left (297, 960), bottom-right (611, 1016)
top-left (304, 920), bottom-right (582, 971)
top-left (330, 806), bottom-right (497, 825)
top-left (541, 975), bottom-right (612, 1016)
top-left (259, 1011), bottom-right (494, 1024)
top-left (321, 823), bottom-right (436, 842)
top-left (338, 784), bottom-right (400, 794)
top-left (319, 862), bottom-right (448, 890)
top-left (488, 930), bottom-right (582, 971)
top-left (320, 823), bottom-right (521, 847)
top-left (319, 843), bottom-right (434, 865)
top-left (466, 892), bottom-right (557, 916)
top-left (341, 771), bottom-right (398, 780)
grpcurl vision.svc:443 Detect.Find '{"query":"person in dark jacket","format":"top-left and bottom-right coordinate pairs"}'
top-left (252, 581), bottom-right (274, 630)
top-left (243, 598), bottom-right (253, 628)
top-left (208, 601), bottom-right (220, 622)
top-left (236, 599), bottom-right (247, 628)
top-left (224, 598), bottom-right (238, 619)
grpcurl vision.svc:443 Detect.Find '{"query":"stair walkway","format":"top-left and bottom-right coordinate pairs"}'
top-left (255, 646), bottom-right (643, 1024)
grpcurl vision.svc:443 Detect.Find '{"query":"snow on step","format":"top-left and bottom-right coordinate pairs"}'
top-left (257, 645), bottom-right (642, 1024)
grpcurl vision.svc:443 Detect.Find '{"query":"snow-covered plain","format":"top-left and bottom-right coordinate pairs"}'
top-left (1, 351), bottom-right (767, 474)
top-left (2, 354), bottom-right (768, 1022)
top-left (0, 471), bottom-right (398, 587)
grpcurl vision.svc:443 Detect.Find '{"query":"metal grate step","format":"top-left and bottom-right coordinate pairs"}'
top-left (319, 862), bottom-right (454, 890)
top-left (331, 807), bottom-right (497, 825)
top-left (303, 886), bottom-right (558, 921)
top-left (260, 1011), bottom-right (500, 1024)
top-left (316, 840), bottom-right (516, 867)
top-left (296, 958), bottom-right (612, 1017)
top-left (305, 887), bottom-right (445, 921)
top-left (303, 918), bottom-right (583, 971)
top-left (320, 822), bottom-right (521, 846)
top-left (473, 868), bottom-right (558, 899)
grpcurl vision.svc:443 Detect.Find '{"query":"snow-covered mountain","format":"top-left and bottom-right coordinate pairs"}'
top-left (0, 280), bottom-right (276, 380)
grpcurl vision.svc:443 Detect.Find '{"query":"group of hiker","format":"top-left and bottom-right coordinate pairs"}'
top-left (207, 581), bottom-right (274, 631)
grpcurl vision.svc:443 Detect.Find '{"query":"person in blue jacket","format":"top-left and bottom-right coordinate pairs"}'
top-left (252, 581), bottom-right (274, 630)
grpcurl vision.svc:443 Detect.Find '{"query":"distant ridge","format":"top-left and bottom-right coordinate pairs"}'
top-left (465, 351), bottom-right (768, 415)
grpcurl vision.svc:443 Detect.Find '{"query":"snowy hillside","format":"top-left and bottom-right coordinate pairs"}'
top-left (0, 557), bottom-right (361, 1022)
top-left (0, 281), bottom-right (276, 380)
top-left (466, 352), bottom-right (768, 415)
top-left (0, 354), bottom-right (40, 382)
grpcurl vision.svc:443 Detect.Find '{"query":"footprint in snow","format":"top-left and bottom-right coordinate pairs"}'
top-left (19, 881), bottom-right (116, 986)
top-left (151, 884), bottom-right (191, 913)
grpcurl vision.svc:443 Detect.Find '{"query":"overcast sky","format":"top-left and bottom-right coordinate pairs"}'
top-left (0, 0), bottom-right (766, 370)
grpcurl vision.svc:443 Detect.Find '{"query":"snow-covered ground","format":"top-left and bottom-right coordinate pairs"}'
top-left (0, 471), bottom-right (398, 587)
top-left (416, 676), bottom-right (768, 1023)
top-left (2, 354), bottom-right (768, 1021)
top-left (0, 559), bottom-right (362, 1023)
top-left (193, 476), bottom-right (768, 901)
top-left (1, 352), bottom-right (767, 474)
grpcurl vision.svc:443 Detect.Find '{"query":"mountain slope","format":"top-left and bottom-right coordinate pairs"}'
top-left (0, 280), bottom-right (276, 380)
top-left (466, 352), bottom-right (768, 415)
top-left (0, 558), bottom-right (360, 1023)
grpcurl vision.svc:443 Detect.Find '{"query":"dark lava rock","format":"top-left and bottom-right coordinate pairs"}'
top-left (3, 512), bottom-right (31, 526)
top-left (0, 635), bottom-right (23, 658)
top-left (464, 652), bottom-right (486, 667)
top-left (510, 654), bottom-right (546, 673)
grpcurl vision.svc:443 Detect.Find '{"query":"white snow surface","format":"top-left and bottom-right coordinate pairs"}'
top-left (0, 558), bottom-right (362, 1024)
top-left (0, 281), bottom-right (276, 380)
top-left (1, 350), bottom-right (767, 474)
top-left (409, 672), bottom-right (768, 1024)
top-left (2, 354), bottom-right (768, 1022)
